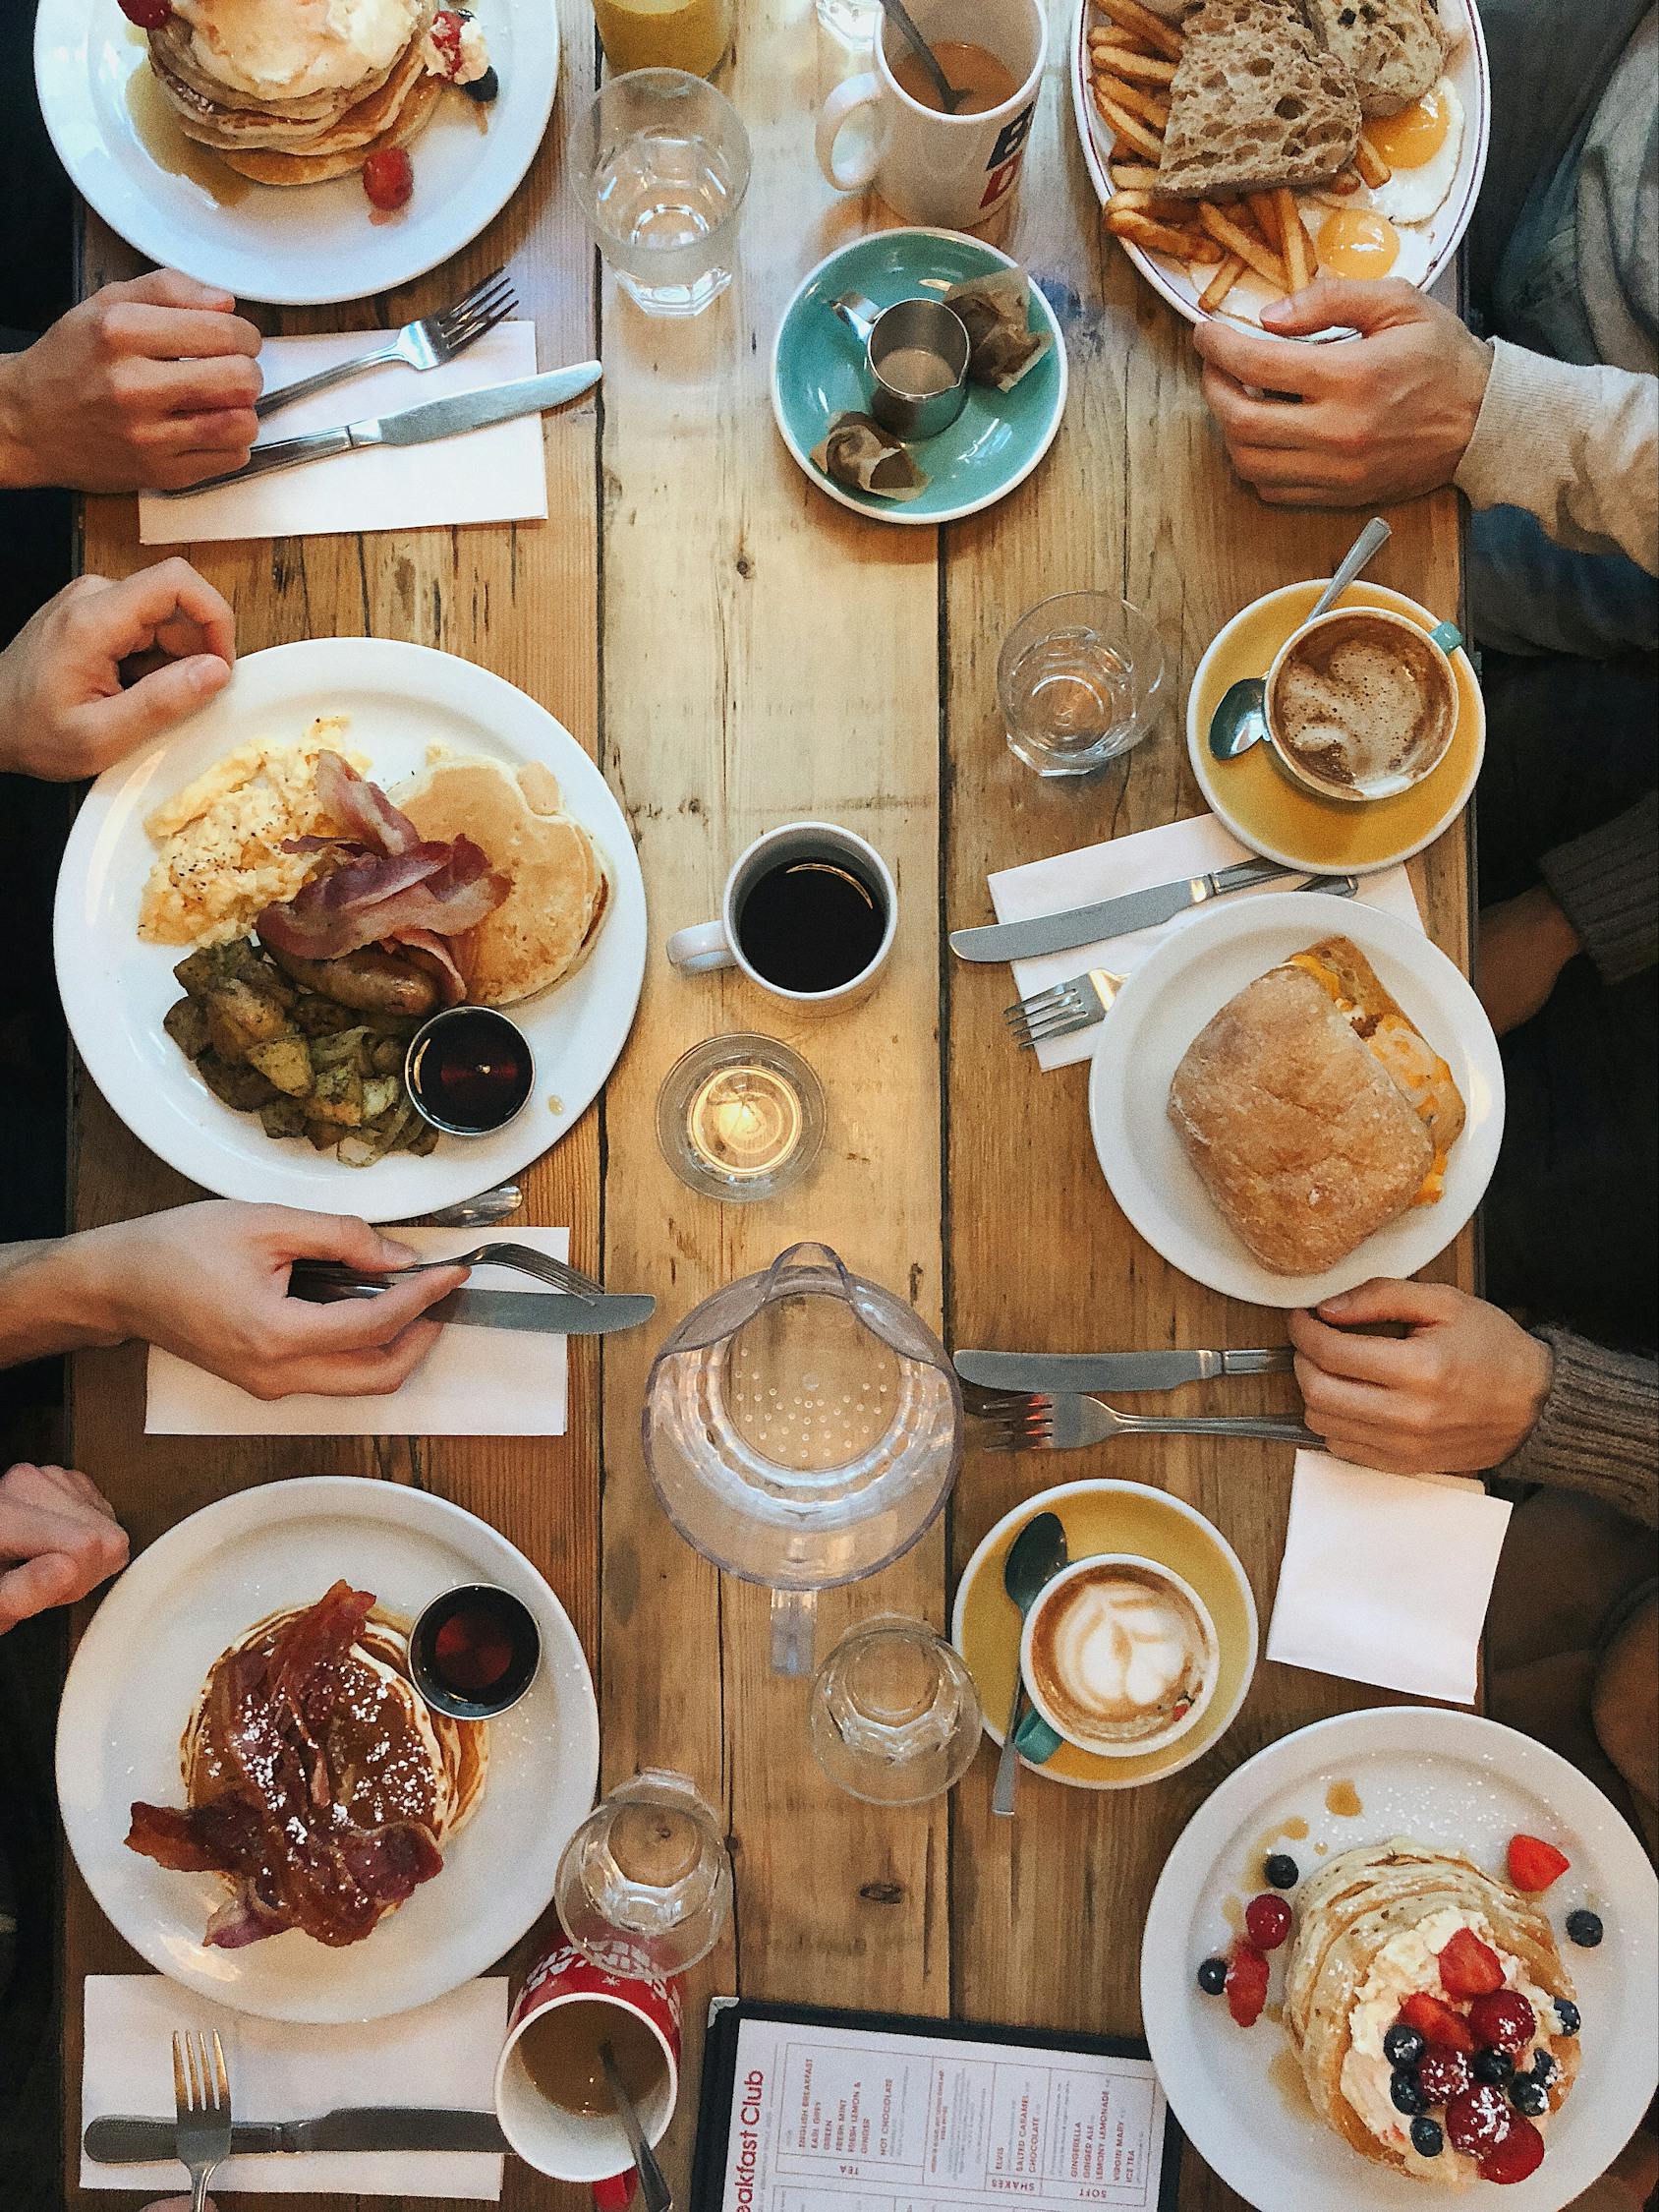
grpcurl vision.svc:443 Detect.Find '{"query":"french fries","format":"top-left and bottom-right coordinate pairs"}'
top-left (1087, 37), bottom-right (1177, 83)
top-left (1093, 87), bottom-right (1166, 160)
top-left (1354, 133), bottom-right (1392, 188)
top-left (1274, 186), bottom-right (1316, 290)
top-left (1245, 190), bottom-right (1282, 251)
top-left (1110, 161), bottom-right (1166, 190)
top-left (1197, 201), bottom-right (1289, 291)
top-left (1111, 210), bottom-right (1212, 259)
top-left (1093, 0), bottom-right (1184, 61)
top-left (1199, 252), bottom-right (1247, 311)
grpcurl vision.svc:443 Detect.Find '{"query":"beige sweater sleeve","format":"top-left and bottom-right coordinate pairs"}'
top-left (1454, 338), bottom-right (1659, 574)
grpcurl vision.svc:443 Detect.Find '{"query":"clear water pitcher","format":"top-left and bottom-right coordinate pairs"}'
top-left (641, 1243), bottom-right (963, 1673)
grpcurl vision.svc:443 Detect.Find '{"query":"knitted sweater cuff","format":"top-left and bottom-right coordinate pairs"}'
top-left (1541, 790), bottom-right (1659, 986)
top-left (1502, 1325), bottom-right (1659, 1527)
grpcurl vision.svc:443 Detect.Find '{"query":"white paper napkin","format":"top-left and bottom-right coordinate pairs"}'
top-left (146, 1227), bottom-right (572, 1436)
top-left (986, 814), bottom-right (1425, 1070)
top-left (140, 320), bottom-right (549, 545)
top-left (81, 1974), bottom-right (507, 2197)
top-left (1267, 1449), bottom-right (1514, 1705)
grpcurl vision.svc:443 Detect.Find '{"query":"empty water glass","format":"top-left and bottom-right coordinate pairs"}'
top-left (998, 592), bottom-right (1167, 778)
top-left (570, 70), bottom-right (751, 318)
top-left (809, 1616), bottom-right (984, 1804)
top-left (554, 1769), bottom-right (733, 1975)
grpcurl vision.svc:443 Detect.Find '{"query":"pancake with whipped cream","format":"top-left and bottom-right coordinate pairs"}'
top-left (1285, 1839), bottom-right (1579, 2186)
top-left (139, 0), bottom-right (473, 186)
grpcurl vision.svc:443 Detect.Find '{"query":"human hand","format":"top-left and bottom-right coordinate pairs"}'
top-left (0, 560), bottom-right (235, 780)
top-left (1289, 1278), bottom-right (1553, 1474)
top-left (0, 1462), bottom-right (129, 1635)
top-left (68, 1202), bottom-right (469, 1400)
top-left (0, 269), bottom-right (261, 493)
top-left (1192, 279), bottom-right (1492, 507)
top-left (1477, 886), bottom-right (1581, 1036)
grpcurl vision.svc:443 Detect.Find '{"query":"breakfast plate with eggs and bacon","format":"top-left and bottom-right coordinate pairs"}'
top-left (35, 0), bottom-right (556, 304)
top-left (1070, 0), bottom-right (1490, 325)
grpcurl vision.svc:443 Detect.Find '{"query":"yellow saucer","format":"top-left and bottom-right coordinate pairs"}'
top-left (951, 1480), bottom-right (1259, 1791)
top-left (1187, 581), bottom-right (1485, 875)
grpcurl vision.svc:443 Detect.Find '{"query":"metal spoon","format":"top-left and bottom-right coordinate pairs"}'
top-left (601, 2042), bottom-right (673, 2212)
top-left (401, 1183), bottom-right (523, 1229)
top-left (992, 1510), bottom-right (1069, 1818)
top-left (1207, 515), bottom-right (1394, 760)
top-left (878, 0), bottom-right (971, 111)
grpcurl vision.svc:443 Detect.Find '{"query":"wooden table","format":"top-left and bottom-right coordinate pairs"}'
top-left (66, 2), bottom-right (1471, 2205)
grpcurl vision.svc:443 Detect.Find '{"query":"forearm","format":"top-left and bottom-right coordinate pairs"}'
top-left (1501, 1325), bottom-right (1659, 1528)
top-left (1455, 342), bottom-right (1659, 572)
top-left (0, 1234), bottom-right (128, 1368)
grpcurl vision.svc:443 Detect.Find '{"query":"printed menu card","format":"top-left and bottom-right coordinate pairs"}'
top-left (694, 2003), bottom-right (1178, 2212)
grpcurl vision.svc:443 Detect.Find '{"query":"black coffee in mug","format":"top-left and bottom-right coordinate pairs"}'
top-left (736, 855), bottom-right (887, 993)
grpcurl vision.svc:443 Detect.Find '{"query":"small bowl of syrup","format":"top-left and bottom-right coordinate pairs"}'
top-left (406, 1007), bottom-right (535, 1137)
top-left (409, 1584), bottom-right (542, 1719)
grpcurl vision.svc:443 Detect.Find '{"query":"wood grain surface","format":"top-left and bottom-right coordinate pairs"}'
top-left (65, 2), bottom-right (1471, 2208)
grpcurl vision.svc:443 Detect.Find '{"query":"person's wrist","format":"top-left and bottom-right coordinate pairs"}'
top-left (38, 1229), bottom-right (136, 1350)
top-left (0, 351), bottom-right (44, 490)
top-left (1514, 1330), bottom-right (1555, 1449)
top-left (1451, 329), bottom-right (1494, 470)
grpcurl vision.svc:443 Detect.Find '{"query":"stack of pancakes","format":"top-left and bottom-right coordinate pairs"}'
top-left (185, 1602), bottom-right (488, 1854)
top-left (145, 0), bottom-right (444, 185)
top-left (1284, 1839), bottom-right (1579, 2185)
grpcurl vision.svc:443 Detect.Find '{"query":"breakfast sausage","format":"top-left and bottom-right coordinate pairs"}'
top-left (262, 943), bottom-right (440, 1017)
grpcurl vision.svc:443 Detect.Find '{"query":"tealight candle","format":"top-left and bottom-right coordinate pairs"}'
top-left (657, 1034), bottom-right (825, 1202)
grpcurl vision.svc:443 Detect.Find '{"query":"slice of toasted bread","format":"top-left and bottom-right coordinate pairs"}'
top-left (1157, 0), bottom-right (1361, 199)
top-left (1301, 0), bottom-right (1449, 117)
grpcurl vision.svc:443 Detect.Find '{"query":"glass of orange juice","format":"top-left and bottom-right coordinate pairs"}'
top-left (591, 0), bottom-right (733, 78)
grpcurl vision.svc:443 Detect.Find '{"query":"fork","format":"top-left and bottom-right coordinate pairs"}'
top-left (974, 1391), bottom-right (1320, 1452)
top-left (254, 268), bottom-right (517, 419)
top-left (1003, 874), bottom-right (1361, 1050)
top-left (171, 2029), bottom-right (231, 2212)
top-left (290, 1241), bottom-right (603, 1303)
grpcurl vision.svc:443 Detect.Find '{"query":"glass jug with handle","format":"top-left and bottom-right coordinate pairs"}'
top-left (641, 1242), bottom-right (963, 1673)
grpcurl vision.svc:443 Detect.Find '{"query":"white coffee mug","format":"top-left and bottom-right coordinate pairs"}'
top-left (1020, 1553), bottom-right (1221, 1761)
top-left (666, 822), bottom-right (897, 1011)
top-left (815, 0), bottom-right (1048, 230)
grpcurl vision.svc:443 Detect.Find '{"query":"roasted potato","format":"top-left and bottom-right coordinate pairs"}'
top-left (196, 1050), bottom-right (279, 1112)
top-left (258, 1096), bottom-right (309, 1140)
top-left (308, 1065), bottom-right (366, 1127)
top-left (163, 997), bottom-right (211, 1061)
top-left (246, 1036), bottom-right (315, 1098)
top-left (293, 995), bottom-right (360, 1039)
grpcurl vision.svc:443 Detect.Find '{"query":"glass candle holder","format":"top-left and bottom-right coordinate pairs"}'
top-left (554, 1769), bottom-right (733, 1976)
top-left (570, 69), bottom-right (751, 318)
top-left (656, 1033), bottom-right (826, 1202)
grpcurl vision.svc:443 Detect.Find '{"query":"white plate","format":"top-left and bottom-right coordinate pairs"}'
top-left (53, 637), bottom-right (647, 1222)
top-left (1086, 891), bottom-right (1503, 1307)
top-left (57, 1476), bottom-right (599, 2023)
top-left (35, 1), bottom-right (556, 306)
top-left (1069, 0), bottom-right (1491, 326)
top-left (1141, 1707), bottom-right (1659, 2211)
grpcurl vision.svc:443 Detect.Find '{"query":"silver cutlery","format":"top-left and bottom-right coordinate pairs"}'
top-left (292, 1241), bottom-right (603, 1303)
top-left (1003, 874), bottom-right (1359, 1049)
top-left (176, 361), bottom-right (603, 493)
top-left (172, 2029), bottom-right (232, 2212)
top-left (952, 855), bottom-right (1292, 964)
top-left (879, 0), bottom-right (971, 109)
top-left (601, 2042), bottom-right (674, 2212)
top-left (1209, 516), bottom-right (1393, 760)
top-left (407, 1183), bottom-right (524, 1229)
top-left (87, 2106), bottom-right (509, 2162)
top-left (974, 1392), bottom-right (1319, 1453)
top-left (290, 1284), bottom-right (656, 1334)
top-left (955, 1347), bottom-right (1295, 1393)
top-left (255, 268), bottom-right (516, 420)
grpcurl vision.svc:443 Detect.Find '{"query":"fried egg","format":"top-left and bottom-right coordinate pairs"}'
top-left (1315, 206), bottom-right (1402, 280)
top-left (1367, 77), bottom-right (1466, 227)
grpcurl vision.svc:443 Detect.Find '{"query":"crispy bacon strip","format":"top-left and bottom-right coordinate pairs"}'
top-left (315, 750), bottom-right (423, 855)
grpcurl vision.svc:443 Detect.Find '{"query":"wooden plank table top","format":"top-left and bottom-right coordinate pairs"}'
top-left (65, 3), bottom-right (1471, 2207)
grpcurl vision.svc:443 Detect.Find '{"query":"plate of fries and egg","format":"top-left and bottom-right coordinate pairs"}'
top-left (1071, 0), bottom-right (1489, 325)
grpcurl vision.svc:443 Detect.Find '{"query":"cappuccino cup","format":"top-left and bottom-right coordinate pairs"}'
top-left (1021, 1554), bottom-right (1220, 1759)
top-left (1265, 605), bottom-right (1461, 804)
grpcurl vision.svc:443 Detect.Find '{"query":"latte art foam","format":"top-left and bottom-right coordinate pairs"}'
top-left (1271, 612), bottom-right (1454, 794)
top-left (1029, 1563), bottom-right (1217, 1749)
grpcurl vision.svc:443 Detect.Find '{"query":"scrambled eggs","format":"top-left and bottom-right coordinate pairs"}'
top-left (139, 718), bottom-right (365, 948)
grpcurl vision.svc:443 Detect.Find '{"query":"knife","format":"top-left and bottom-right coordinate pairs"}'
top-left (290, 1282), bottom-right (656, 1333)
top-left (86, 2107), bottom-right (509, 2162)
top-left (175, 362), bottom-right (604, 493)
top-left (949, 857), bottom-right (1298, 963)
top-left (954, 1347), bottom-right (1295, 1392)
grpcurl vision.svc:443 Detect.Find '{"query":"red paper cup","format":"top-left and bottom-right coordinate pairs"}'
top-left (495, 1932), bottom-right (682, 2206)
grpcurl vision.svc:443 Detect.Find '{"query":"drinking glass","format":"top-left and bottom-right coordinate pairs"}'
top-left (657, 1032), bottom-right (826, 1202)
top-left (591, 0), bottom-right (734, 78)
top-left (570, 70), bottom-right (751, 318)
top-left (997, 592), bottom-right (1167, 778)
top-left (808, 1616), bottom-right (984, 1804)
top-left (554, 1769), bottom-right (733, 1975)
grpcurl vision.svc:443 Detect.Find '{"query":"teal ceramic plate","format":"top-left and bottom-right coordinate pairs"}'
top-left (772, 228), bottom-right (1068, 527)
